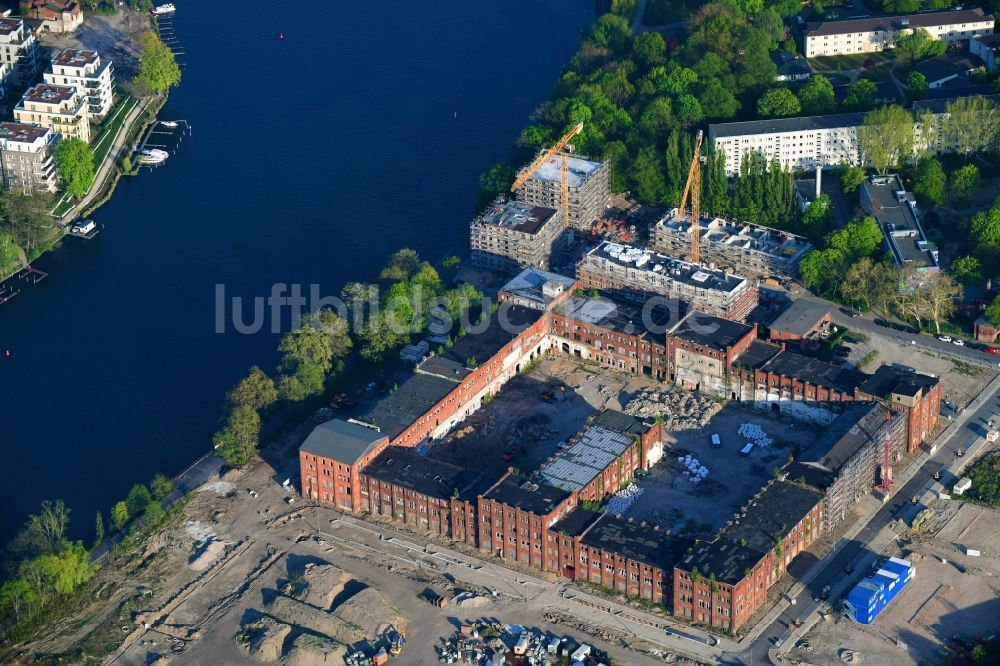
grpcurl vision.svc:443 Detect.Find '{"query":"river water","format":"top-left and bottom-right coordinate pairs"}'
top-left (0, 1), bottom-right (595, 543)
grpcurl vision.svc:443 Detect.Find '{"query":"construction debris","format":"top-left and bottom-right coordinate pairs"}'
top-left (738, 423), bottom-right (773, 448)
top-left (236, 616), bottom-right (293, 663)
top-left (606, 483), bottom-right (644, 514)
top-left (436, 619), bottom-right (610, 665)
top-left (623, 389), bottom-right (721, 429)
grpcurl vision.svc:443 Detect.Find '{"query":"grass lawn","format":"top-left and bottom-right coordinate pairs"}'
top-left (859, 63), bottom-right (893, 82)
top-left (91, 93), bottom-right (138, 166)
top-left (808, 51), bottom-right (893, 72)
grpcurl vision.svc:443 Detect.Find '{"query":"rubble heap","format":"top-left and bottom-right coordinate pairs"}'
top-left (623, 388), bottom-right (721, 429)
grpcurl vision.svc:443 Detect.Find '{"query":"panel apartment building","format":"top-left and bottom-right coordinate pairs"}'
top-left (577, 241), bottom-right (759, 321)
top-left (0, 122), bottom-right (58, 193)
top-left (515, 153), bottom-right (610, 231)
top-left (652, 209), bottom-right (813, 280)
top-left (44, 48), bottom-right (114, 120)
top-left (470, 199), bottom-right (565, 273)
top-left (709, 113), bottom-right (865, 177)
top-left (805, 9), bottom-right (994, 58)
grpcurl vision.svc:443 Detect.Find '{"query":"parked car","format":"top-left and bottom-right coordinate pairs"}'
top-left (952, 339), bottom-right (965, 347)
top-left (938, 335), bottom-right (953, 343)
top-left (839, 307), bottom-right (861, 318)
top-left (987, 347), bottom-right (1000, 356)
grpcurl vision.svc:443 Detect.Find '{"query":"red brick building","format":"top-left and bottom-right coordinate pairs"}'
top-left (538, 409), bottom-right (664, 500)
top-left (666, 311), bottom-right (757, 397)
top-left (767, 300), bottom-right (832, 349)
top-left (549, 292), bottom-right (673, 379)
top-left (478, 472), bottom-right (577, 571)
top-left (673, 480), bottom-right (825, 633)
top-left (299, 419), bottom-right (390, 512)
top-left (359, 305), bottom-right (551, 448)
top-left (858, 366), bottom-right (941, 452)
top-left (974, 315), bottom-right (998, 343)
top-left (358, 447), bottom-right (492, 538)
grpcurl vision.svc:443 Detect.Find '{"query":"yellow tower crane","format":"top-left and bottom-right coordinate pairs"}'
top-left (677, 129), bottom-right (704, 264)
top-left (510, 122), bottom-right (584, 226)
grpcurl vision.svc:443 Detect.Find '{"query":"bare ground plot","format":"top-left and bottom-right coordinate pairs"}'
top-left (844, 330), bottom-right (998, 410)
top-left (794, 503), bottom-right (1000, 666)
top-left (43, 9), bottom-right (147, 76)
top-left (622, 403), bottom-right (822, 537)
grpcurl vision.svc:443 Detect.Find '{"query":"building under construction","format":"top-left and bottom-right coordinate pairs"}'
top-left (790, 402), bottom-right (907, 531)
top-left (515, 153), bottom-right (610, 231)
top-left (652, 209), bottom-right (813, 280)
top-left (470, 199), bottom-right (566, 273)
top-left (576, 241), bottom-right (758, 321)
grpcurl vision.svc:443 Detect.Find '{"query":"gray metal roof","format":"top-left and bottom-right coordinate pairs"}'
top-left (805, 8), bottom-right (991, 37)
top-left (769, 299), bottom-right (831, 337)
top-left (538, 425), bottom-right (634, 492)
top-left (299, 418), bottom-right (386, 464)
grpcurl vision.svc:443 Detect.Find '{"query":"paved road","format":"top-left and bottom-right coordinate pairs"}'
top-left (793, 289), bottom-right (999, 368)
top-left (727, 373), bottom-right (1000, 664)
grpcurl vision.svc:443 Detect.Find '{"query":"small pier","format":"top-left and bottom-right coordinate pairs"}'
top-left (134, 119), bottom-right (190, 167)
top-left (0, 266), bottom-right (48, 305)
top-left (154, 13), bottom-right (186, 68)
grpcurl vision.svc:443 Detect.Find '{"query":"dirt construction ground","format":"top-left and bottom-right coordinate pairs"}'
top-left (788, 502), bottom-right (1000, 666)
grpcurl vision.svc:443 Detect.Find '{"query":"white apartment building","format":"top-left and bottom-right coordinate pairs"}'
top-left (709, 113), bottom-right (865, 176)
top-left (44, 49), bottom-right (114, 119)
top-left (0, 16), bottom-right (39, 86)
top-left (0, 122), bottom-right (59, 193)
top-left (805, 9), bottom-right (994, 58)
top-left (15, 83), bottom-right (90, 143)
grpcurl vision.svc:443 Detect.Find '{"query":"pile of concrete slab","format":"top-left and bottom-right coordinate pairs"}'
top-left (738, 422), bottom-right (773, 448)
top-left (623, 388), bottom-right (721, 429)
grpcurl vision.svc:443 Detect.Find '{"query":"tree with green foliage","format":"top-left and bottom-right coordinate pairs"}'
top-left (213, 405), bottom-right (260, 466)
top-left (987, 295), bottom-right (1000, 327)
top-left (93, 511), bottom-right (105, 548)
top-left (971, 199), bottom-right (1000, 247)
top-left (827, 215), bottom-right (883, 260)
top-left (588, 14), bottom-right (632, 53)
top-left (696, 79), bottom-right (741, 120)
top-left (603, 140), bottom-right (629, 191)
top-left (311, 307), bottom-right (354, 360)
top-left (800, 194), bottom-right (832, 244)
top-left (904, 71), bottom-right (927, 102)
top-left (630, 145), bottom-right (666, 203)
top-left (53, 138), bottom-right (95, 199)
top-left (144, 499), bottom-right (164, 524)
top-left (843, 78), bottom-right (876, 111)
top-left (475, 162), bottom-right (514, 212)
top-left (134, 31), bottom-right (181, 94)
top-left (379, 248), bottom-right (420, 282)
top-left (797, 75), bottom-right (836, 115)
top-left (951, 163), bottom-right (981, 204)
top-left (701, 148), bottom-right (730, 217)
top-left (940, 96), bottom-right (1000, 158)
top-left (632, 32), bottom-right (666, 66)
top-left (894, 28), bottom-right (946, 63)
top-left (125, 484), bottom-right (152, 517)
top-left (1, 190), bottom-right (58, 253)
top-left (912, 156), bottom-right (945, 206)
top-left (951, 255), bottom-right (982, 285)
top-left (757, 87), bottom-right (800, 118)
top-left (883, 0), bottom-right (919, 10)
top-left (0, 228), bottom-right (19, 274)
top-left (279, 322), bottom-right (334, 375)
top-left (799, 248), bottom-right (848, 296)
top-left (227, 366), bottom-right (278, 410)
top-left (858, 105), bottom-right (913, 174)
top-left (111, 501), bottom-right (129, 530)
top-left (839, 162), bottom-right (866, 193)
top-left (971, 644), bottom-right (987, 661)
top-left (150, 474), bottom-right (175, 501)
top-left (841, 257), bottom-right (898, 314)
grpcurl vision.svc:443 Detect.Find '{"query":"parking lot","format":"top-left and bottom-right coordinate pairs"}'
top-left (621, 403), bottom-right (821, 537)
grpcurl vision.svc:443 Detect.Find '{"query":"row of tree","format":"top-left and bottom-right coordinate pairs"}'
top-left (213, 250), bottom-right (479, 468)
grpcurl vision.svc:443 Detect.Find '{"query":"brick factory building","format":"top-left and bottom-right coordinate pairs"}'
top-left (674, 480), bottom-right (825, 632)
top-left (858, 365), bottom-right (941, 453)
top-left (666, 311), bottom-right (757, 397)
top-left (299, 419), bottom-right (389, 511)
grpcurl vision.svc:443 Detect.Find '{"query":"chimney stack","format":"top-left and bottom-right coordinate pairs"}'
top-left (815, 165), bottom-right (823, 199)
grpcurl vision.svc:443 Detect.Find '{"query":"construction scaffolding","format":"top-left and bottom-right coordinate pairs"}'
top-left (469, 198), bottom-right (566, 274)
top-left (514, 154), bottom-right (610, 232)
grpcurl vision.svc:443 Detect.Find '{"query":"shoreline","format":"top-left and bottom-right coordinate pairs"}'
top-left (0, 8), bottom-right (173, 284)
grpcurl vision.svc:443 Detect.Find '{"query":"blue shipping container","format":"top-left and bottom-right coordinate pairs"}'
top-left (844, 559), bottom-right (914, 624)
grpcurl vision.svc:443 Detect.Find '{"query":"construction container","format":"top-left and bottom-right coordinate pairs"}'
top-left (844, 558), bottom-right (914, 624)
top-left (953, 477), bottom-right (972, 496)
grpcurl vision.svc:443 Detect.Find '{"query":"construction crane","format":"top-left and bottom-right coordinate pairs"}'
top-left (510, 122), bottom-right (584, 225)
top-left (677, 130), bottom-right (704, 264)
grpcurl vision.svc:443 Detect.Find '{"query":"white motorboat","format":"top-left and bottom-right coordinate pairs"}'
top-left (159, 120), bottom-right (179, 128)
top-left (70, 219), bottom-right (97, 237)
top-left (151, 4), bottom-right (176, 15)
top-left (138, 148), bottom-right (169, 165)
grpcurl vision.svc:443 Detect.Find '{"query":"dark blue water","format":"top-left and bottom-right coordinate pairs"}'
top-left (0, 1), bottom-right (594, 543)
